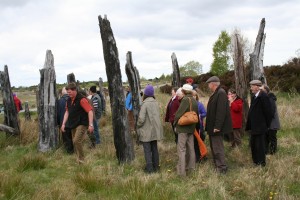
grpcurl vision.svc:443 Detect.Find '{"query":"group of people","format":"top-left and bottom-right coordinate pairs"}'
top-left (137, 76), bottom-right (280, 176)
top-left (56, 76), bottom-right (280, 175)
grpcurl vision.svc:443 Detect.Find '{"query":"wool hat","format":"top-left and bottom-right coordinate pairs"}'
top-left (182, 84), bottom-right (193, 91)
top-left (249, 80), bottom-right (262, 86)
top-left (144, 84), bottom-right (154, 96)
top-left (206, 76), bottom-right (220, 83)
top-left (186, 78), bottom-right (194, 84)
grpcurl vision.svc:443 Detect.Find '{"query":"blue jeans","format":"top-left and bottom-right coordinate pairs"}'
top-left (93, 118), bottom-right (100, 144)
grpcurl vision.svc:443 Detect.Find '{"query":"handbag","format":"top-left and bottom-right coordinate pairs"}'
top-left (178, 98), bottom-right (198, 125)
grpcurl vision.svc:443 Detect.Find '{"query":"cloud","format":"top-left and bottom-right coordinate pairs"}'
top-left (0, 0), bottom-right (299, 87)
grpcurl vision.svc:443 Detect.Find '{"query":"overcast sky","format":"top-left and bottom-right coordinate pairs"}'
top-left (0, 0), bottom-right (299, 87)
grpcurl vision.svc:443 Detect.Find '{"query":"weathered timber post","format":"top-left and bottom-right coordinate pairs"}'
top-left (232, 34), bottom-right (249, 132)
top-left (250, 18), bottom-right (267, 84)
top-left (98, 15), bottom-right (135, 163)
top-left (171, 52), bottom-right (181, 88)
top-left (0, 65), bottom-right (20, 135)
top-left (98, 77), bottom-right (106, 115)
top-left (38, 50), bottom-right (58, 152)
top-left (24, 101), bottom-right (31, 121)
top-left (134, 66), bottom-right (142, 92)
top-left (125, 51), bottom-right (142, 134)
top-left (67, 73), bottom-right (76, 84)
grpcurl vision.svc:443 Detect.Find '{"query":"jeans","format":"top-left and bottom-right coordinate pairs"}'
top-left (142, 141), bottom-right (159, 173)
top-left (93, 118), bottom-right (100, 144)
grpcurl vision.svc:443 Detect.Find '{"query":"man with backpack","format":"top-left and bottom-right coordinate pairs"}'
top-left (89, 86), bottom-right (102, 145)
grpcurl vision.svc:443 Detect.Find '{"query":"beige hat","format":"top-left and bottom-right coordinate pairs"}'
top-left (249, 80), bottom-right (262, 86)
top-left (206, 76), bottom-right (220, 83)
top-left (182, 84), bottom-right (193, 91)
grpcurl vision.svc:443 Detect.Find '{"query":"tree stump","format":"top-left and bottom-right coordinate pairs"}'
top-left (37, 50), bottom-right (59, 152)
top-left (24, 101), bottom-right (31, 121)
top-left (98, 77), bottom-right (106, 115)
top-left (67, 73), bottom-right (76, 84)
top-left (232, 34), bottom-right (249, 133)
top-left (171, 52), bottom-right (181, 88)
top-left (250, 18), bottom-right (267, 84)
top-left (0, 65), bottom-right (20, 135)
top-left (98, 15), bottom-right (135, 163)
top-left (125, 51), bottom-right (142, 134)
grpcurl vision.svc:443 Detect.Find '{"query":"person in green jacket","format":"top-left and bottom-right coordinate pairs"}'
top-left (174, 84), bottom-right (199, 177)
top-left (137, 85), bottom-right (163, 173)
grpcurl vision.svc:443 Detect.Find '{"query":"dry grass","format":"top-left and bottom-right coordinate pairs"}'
top-left (0, 90), bottom-right (299, 199)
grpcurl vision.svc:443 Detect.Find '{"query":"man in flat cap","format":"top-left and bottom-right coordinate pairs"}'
top-left (246, 80), bottom-right (272, 166)
top-left (205, 76), bottom-right (232, 174)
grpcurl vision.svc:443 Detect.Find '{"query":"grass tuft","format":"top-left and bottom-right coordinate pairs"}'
top-left (17, 154), bottom-right (47, 172)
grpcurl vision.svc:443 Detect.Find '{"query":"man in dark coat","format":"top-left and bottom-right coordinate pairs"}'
top-left (205, 76), bottom-right (232, 174)
top-left (246, 80), bottom-right (272, 166)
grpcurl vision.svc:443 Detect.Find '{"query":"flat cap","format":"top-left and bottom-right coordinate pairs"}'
top-left (249, 80), bottom-right (262, 86)
top-left (206, 76), bottom-right (220, 83)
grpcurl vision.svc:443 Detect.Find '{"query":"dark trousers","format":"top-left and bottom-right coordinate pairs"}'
top-left (229, 128), bottom-right (242, 147)
top-left (142, 141), bottom-right (159, 173)
top-left (265, 129), bottom-right (277, 154)
top-left (209, 134), bottom-right (227, 172)
top-left (250, 133), bottom-right (266, 166)
top-left (62, 128), bottom-right (74, 154)
top-left (171, 123), bottom-right (178, 144)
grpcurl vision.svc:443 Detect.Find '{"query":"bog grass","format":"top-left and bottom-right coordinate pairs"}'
top-left (0, 90), bottom-right (299, 199)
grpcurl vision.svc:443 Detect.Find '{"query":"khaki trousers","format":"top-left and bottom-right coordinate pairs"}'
top-left (72, 125), bottom-right (88, 161)
top-left (209, 134), bottom-right (227, 172)
top-left (177, 132), bottom-right (195, 176)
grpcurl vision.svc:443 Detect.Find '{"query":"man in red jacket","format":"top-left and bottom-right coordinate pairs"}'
top-left (228, 88), bottom-right (243, 147)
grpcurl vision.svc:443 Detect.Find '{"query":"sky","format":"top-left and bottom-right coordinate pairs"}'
top-left (0, 0), bottom-right (299, 87)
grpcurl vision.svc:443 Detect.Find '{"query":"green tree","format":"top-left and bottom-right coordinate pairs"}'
top-left (179, 60), bottom-right (203, 77)
top-left (159, 73), bottom-right (166, 80)
top-left (210, 30), bottom-right (231, 76)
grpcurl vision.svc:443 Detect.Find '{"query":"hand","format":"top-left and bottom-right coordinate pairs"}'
top-left (88, 125), bottom-right (94, 133)
top-left (61, 124), bottom-right (65, 132)
top-left (213, 129), bottom-right (220, 133)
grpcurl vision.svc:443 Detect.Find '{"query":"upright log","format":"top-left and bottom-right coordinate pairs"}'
top-left (98, 15), bottom-right (134, 163)
top-left (0, 65), bottom-right (20, 135)
top-left (171, 52), bottom-right (181, 88)
top-left (67, 73), bottom-right (76, 84)
top-left (24, 101), bottom-right (31, 121)
top-left (125, 51), bottom-right (142, 133)
top-left (38, 50), bottom-right (58, 152)
top-left (250, 18), bottom-right (267, 84)
top-left (232, 34), bottom-right (249, 131)
top-left (98, 77), bottom-right (106, 115)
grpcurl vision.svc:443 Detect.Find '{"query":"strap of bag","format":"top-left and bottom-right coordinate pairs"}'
top-left (188, 97), bottom-right (192, 111)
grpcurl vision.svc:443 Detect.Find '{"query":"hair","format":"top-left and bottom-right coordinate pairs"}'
top-left (172, 87), bottom-right (179, 93)
top-left (228, 88), bottom-right (236, 94)
top-left (143, 94), bottom-right (155, 101)
top-left (176, 88), bottom-right (183, 97)
top-left (90, 86), bottom-right (97, 93)
top-left (181, 89), bottom-right (193, 95)
top-left (66, 82), bottom-right (77, 91)
top-left (192, 90), bottom-right (199, 101)
top-left (61, 87), bottom-right (67, 95)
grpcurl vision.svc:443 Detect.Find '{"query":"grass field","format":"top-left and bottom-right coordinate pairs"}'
top-left (0, 90), bottom-right (299, 200)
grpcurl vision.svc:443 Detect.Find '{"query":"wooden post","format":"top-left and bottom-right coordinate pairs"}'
top-left (125, 51), bottom-right (142, 134)
top-left (24, 101), bottom-right (31, 121)
top-left (232, 34), bottom-right (249, 132)
top-left (0, 65), bottom-right (20, 135)
top-left (98, 77), bottom-right (106, 115)
top-left (67, 73), bottom-right (76, 84)
top-left (98, 15), bottom-right (135, 163)
top-left (38, 50), bottom-right (59, 152)
top-left (171, 52), bottom-right (181, 88)
top-left (250, 18), bottom-right (267, 84)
